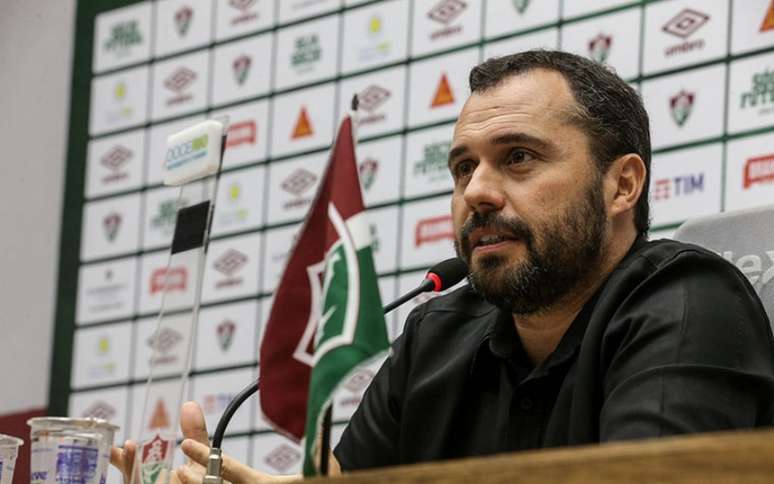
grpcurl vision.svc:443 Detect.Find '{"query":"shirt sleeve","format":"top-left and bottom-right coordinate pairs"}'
top-left (333, 307), bottom-right (419, 470)
top-left (599, 250), bottom-right (774, 441)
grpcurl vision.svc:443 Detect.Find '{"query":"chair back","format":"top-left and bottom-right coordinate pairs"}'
top-left (673, 204), bottom-right (774, 331)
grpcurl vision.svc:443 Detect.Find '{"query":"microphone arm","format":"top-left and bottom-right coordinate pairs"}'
top-left (383, 279), bottom-right (434, 314)
top-left (203, 297), bottom-right (402, 482)
top-left (204, 260), bottom-right (464, 482)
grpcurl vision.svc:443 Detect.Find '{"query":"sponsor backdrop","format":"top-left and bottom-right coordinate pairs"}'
top-left (51, 0), bottom-right (774, 480)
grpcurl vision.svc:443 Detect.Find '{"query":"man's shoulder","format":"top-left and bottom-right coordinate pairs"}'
top-left (622, 237), bottom-right (729, 272)
top-left (598, 237), bottom-right (767, 331)
top-left (611, 237), bottom-right (742, 288)
top-left (591, 237), bottom-right (761, 330)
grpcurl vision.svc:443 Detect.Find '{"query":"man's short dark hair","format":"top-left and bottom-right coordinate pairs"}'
top-left (469, 50), bottom-right (651, 236)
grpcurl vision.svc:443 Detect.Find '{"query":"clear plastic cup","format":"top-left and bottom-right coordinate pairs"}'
top-left (0, 434), bottom-right (23, 484)
top-left (28, 417), bottom-right (119, 484)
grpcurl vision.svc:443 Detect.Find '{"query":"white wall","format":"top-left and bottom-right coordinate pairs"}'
top-left (0, 0), bottom-right (75, 414)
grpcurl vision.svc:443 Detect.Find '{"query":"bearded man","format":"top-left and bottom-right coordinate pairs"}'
top-left (113, 50), bottom-right (774, 483)
top-left (332, 49), bottom-right (774, 471)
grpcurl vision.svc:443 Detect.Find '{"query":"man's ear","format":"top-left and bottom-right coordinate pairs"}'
top-left (606, 153), bottom-right (647, 218)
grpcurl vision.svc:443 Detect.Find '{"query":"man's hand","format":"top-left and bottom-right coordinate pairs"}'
top-left (110, 401), bottom-right (302, 483)
top-left (177, 438), bottom-right (300, 483)
top-left (110, 401), bottom-right (209, 484)
top-left (110, 438), bottom-right (139, 484)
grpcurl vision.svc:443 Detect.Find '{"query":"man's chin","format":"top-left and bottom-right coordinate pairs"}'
top-left (470, 250), bottom-right (522, 273)
top-left (468, 256), bottom-right (519, 293)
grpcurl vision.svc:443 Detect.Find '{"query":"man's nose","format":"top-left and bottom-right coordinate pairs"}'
top-left (463, 162), bottom-right (505, 214)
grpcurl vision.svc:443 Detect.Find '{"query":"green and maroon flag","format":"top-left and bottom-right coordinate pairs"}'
top-left (258, 115), bottom-right (389, 476)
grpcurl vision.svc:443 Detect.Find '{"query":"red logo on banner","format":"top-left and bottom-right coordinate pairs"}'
top-left (226, 120), bottom-right (257, 148)
top-left (653, 178), bottom-right (671, 200)
top-left (150, 267), bottom-right (188, 294)
top-left (744, 153), bottom-right (774, 189)
top-left (415, 215), bottom-right (454, 247)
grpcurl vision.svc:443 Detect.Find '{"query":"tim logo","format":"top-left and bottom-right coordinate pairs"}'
top-left (744, 153), bottom-right (774, 189)
top-left (653, 173), bottom-right (704, 200)
top-left (415, 215), bottom-right (454, 247)
top-left (203, 393), bottom-right (233, 414)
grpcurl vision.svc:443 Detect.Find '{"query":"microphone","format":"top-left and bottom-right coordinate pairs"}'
top-left (204, 258), bottom-right (468, 483)
top-left (383, 258), bottom-right (468, 314)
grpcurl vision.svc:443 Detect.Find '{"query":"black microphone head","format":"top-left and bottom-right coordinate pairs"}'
top-left (425, 258), bottom-right (468, 292)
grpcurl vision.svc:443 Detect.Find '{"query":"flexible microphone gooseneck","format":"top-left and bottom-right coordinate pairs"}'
top-left (203, 258), bottom-right (468, 482)
top-left (383, 257), bottom-right (468, 314)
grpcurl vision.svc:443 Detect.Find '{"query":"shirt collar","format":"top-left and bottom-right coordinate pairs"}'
top-left (469, 292), bottom-right (600, 382)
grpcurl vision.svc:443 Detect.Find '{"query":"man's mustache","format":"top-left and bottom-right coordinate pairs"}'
top-left (458, 212), bottom-right (534, 254)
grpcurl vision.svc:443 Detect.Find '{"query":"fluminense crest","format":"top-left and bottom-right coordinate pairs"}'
top-left (232, 55), bottom-right (252, 85)
top-left (512, 0), bottom-right (530, 14)
top-left (217, 319), bottom-right (236, 351)
top-left (103, 212), bottom-right (122, 241)
top-left (588, 33), bottom-right (612, 63)
top-left (670, 89), bottom-right (695, 127)
top-left (175, 6), bottom-right (193, 36)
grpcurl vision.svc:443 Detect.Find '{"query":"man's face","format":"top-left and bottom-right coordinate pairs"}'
top-left (449, 69), bottom-right (608, 314)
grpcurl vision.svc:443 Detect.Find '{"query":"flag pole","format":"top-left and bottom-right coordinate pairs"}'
top-left (318, 94), bottom-right (360, 477)
top-left (319, 405), bottom-right (333, 475)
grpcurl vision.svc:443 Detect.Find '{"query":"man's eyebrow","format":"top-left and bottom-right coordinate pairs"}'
top-left (448, 145), bottom-right (468, 166)
top-left (448, 132), bottom-right (554, 166)
top-left (489, 132), bottom-right (553, 152)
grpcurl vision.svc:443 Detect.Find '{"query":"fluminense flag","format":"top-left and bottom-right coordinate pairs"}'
top-left (258, 114), bottom-right (389, 476)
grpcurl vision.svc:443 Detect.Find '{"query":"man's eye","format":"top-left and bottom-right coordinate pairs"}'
top-left (506, 149), bottom-right (534, 165)
top-left (452, 160), bottom-right (475, 179)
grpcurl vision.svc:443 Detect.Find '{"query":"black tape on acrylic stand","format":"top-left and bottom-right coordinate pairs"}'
top-left (170, 200), bottom-right (212, 255)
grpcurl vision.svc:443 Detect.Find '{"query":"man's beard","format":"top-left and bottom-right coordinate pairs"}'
top-left (454, 176), bottom-right (607, 315)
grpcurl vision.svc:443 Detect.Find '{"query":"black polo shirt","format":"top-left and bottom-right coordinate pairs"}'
top-left (334, 238), bottom-right (774, 470)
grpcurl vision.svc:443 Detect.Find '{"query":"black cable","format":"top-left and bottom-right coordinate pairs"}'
top-left (211, 380), bottom-right (259, 449)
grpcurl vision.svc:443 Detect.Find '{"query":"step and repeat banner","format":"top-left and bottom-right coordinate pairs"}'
top-left (51, 0), bottom-right (774, 480)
